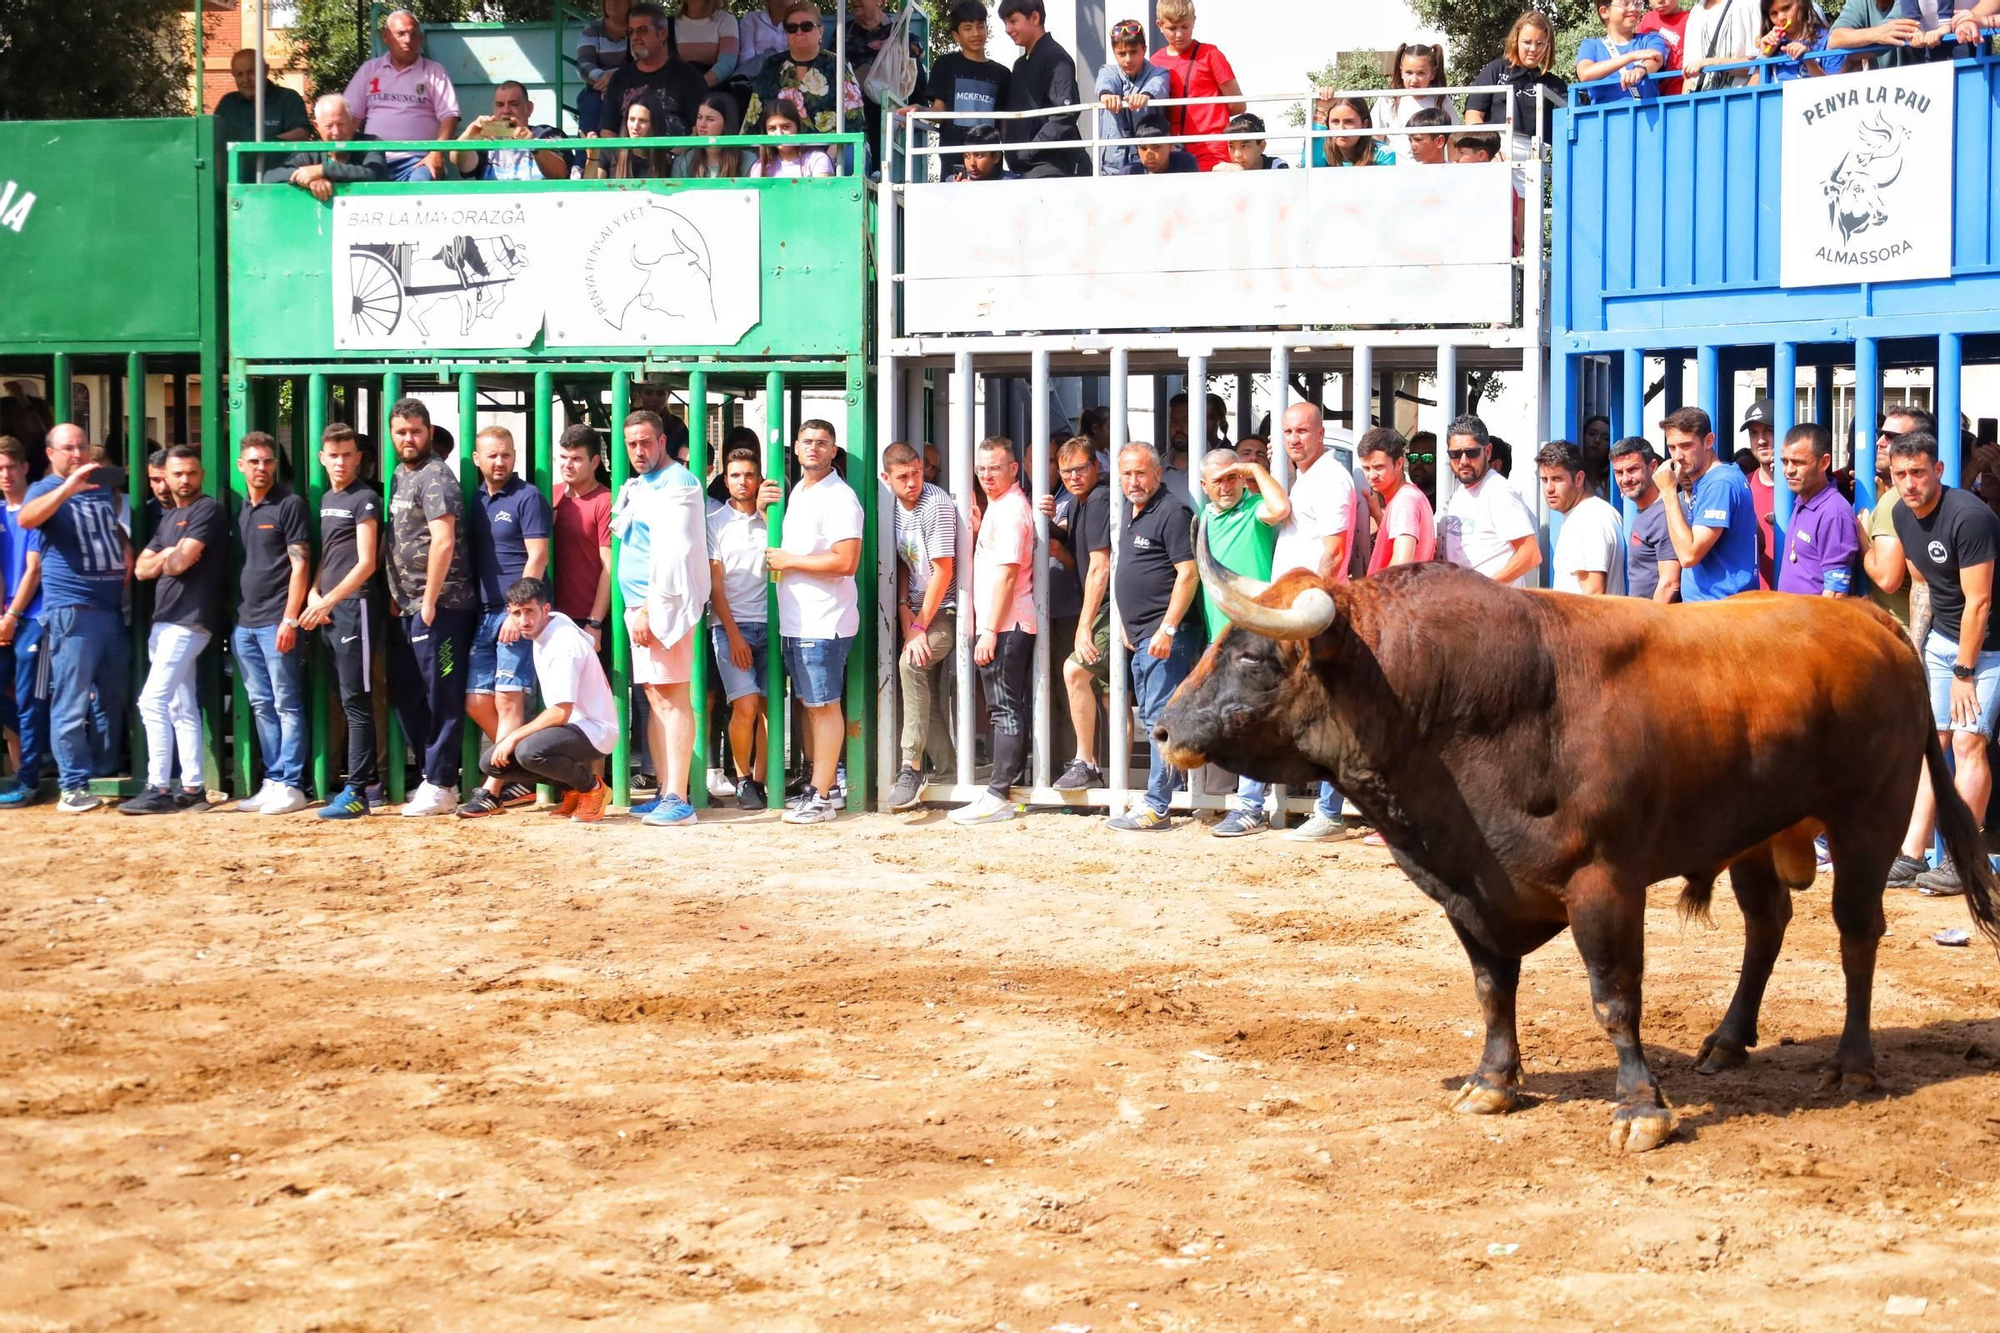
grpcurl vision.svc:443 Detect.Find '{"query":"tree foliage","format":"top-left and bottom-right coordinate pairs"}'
top-left (1404, 0), bottom-right (1599, 84)
top-left (0, 0), bottom-right (193, 120)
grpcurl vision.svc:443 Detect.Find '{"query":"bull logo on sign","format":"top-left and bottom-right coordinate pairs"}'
top-left (584, 202), bottom-right (717, 333)
top-left (1822, 113), bottom-right (1910, 245)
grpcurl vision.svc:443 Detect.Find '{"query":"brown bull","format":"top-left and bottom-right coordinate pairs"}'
top-left (1156, 537), bottom-right (2000, 1153)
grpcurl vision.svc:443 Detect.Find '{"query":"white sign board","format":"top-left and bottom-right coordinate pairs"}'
top-left (332, 189), bottom-right (760, 350)
top-left (1780, 62), bottom-right (1954, 289)
top-left (900, 165), bottom-right (1516, 335)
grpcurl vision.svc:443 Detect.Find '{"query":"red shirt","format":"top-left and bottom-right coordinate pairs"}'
top-left (1151, 40), bottom-right (1236, 171)
top-left (1637, 9), bottom-right (1691, 95)
top-left (551, 481), bottom-right (612, 623)
top-left (1748, 468), bottom-right (1775, 590)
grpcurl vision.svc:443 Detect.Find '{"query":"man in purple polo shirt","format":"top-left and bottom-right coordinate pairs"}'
top-left (1774, 422), bottom-right (1859, 598)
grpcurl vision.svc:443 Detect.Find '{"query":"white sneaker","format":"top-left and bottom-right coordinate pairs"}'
top-left (236, 779), bottom-right (278, 813)
top-left (400, 781), bottom-right (460, 817)
top-left (949, 792), bottom-right (1017, 825)
top-left (259, 784), bottom-right (310, 816)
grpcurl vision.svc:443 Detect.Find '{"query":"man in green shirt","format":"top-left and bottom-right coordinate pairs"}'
top-left (1197, 447), bottom-right (1292, 838)
top-left (214, 48), bottom-right (312, 153)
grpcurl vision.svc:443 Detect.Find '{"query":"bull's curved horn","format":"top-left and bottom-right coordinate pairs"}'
top-left (1196, 518), bottom-right (1336, 641)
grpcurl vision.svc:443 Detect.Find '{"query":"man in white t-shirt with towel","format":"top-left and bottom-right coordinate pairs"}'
top-left (464, 576), bottom-right (620, 824)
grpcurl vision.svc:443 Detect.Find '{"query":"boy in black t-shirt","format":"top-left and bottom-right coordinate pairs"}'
top-left (301, 424), bottom-right (386, 820)
top-left (120, 446), bottom-right (226, 815)
top-left (925, 0), bottom-right (1010, 177)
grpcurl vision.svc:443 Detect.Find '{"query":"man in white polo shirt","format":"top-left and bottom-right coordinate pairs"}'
top-left (1441, 412), bottom-right (1542, 587)
top-left (343, 8), bottom-right (460, 182)
top-left (1270, 400), bottom-right (1361, 842)
top-left (1537, 439), bottom-right (1625, 595)
top-left (462, 576), bottom-right (618, 824)
top-left (762, 419), bottom-right (865, 825)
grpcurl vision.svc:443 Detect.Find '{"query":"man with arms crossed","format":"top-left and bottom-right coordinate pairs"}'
top-left (301, 424), bottom-right (384, 819)
top-left (1887, 430), bottom-right (1999, 896)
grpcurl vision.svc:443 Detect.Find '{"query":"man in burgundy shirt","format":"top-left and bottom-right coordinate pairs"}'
top-left (1741, 397), bottom-right (1777, 589)
top-left (552, 424), bottom-right (612, 651)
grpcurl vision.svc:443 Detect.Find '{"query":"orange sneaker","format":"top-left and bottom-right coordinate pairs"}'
top-left (570, 782), bottom-right (608, 824)
top-left (549, 788), bottom-right (582, 818)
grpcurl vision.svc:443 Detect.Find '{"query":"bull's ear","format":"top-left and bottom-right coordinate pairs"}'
top-left (1196, 519), bottom-right (1335, 641)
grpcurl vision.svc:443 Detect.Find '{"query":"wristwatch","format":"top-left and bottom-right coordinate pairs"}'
top-left (1159, 623), bottom-right (1178, 637)
top-left (1954, 663), bottom-right (1975, 681)
top-left (583, 617), bottom-right (604, 629)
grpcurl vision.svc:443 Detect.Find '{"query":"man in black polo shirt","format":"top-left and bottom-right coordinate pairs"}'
top-left (119, 447), bottom-right (226, 815)
top-left (299, 424), bottom-right (383, 820)
top-left (384, 398), bottom-right (479, 817)
top-left (1108, 440), bottom-right (1198, 833)
top-left (1888, 429), bottom-right (2000, 896)
top-left (230, 432), bottom-right (312, 816)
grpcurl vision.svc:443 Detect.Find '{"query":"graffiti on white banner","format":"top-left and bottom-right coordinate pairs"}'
top-left (1779, 62), bottom-right (1954, 290)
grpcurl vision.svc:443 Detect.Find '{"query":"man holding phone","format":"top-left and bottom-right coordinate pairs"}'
top-left (1653, 406), bottom-right (1756, 601)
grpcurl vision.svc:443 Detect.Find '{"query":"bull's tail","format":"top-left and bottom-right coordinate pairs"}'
top-left (1925, 730), bottom-right (2000, 950)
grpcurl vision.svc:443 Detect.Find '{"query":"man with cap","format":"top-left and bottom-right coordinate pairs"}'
top-left (1741, 397), bottom-right (1778, 591)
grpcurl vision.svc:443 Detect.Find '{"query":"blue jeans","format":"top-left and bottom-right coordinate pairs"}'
top-left (44, 605), bottom-right (129, 792)
top-left (781, 634), bottom-right (853, 708)
top-left (1130, 630), bottom-right (1202, 815)
top-left (0, 615), bottom-right (51, 786)
top-left (232, 624), bottom-right (308, 791)
top-left (387, 155), bottom-right (436, 182)
top-left (469, 609), bottom-right (536, 695)
top-left (1235, 777), bottom-right (1342, 819)
top-left (711, 619), bottom-right (769, 701)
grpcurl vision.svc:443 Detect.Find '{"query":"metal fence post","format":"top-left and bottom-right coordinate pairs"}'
top-left (457, 369), bottom-right (480, 797)
top-left (379, 370), bottom-right (407, 804)
top-left (762, 368), bottom-right (788, 809)
top-left (687, 368), bottom-right (711, 809)
top-left (608, 370), bottom-right (632, 807)
top-left (306, 372), bottom-right (330, 799)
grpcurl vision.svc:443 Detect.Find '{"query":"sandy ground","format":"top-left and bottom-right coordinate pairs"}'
top-left (3, 803), bottom-right (2000, 1333)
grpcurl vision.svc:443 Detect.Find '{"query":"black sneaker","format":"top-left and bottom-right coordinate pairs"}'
top-left (1917, 858), bottom-right (1964, 897)
top-left (889, 766), bottom-right (924, 811)
top-left (1054, 760), bottom-right (1103, 791)
top-left (1886, 853), bottom-right (1928, 887)
top-left (496, 781), bottom-right (537, 808)
top-left (456, 789), bottom-right (507, 819)
top-left (118, 786), bottom-right (182, 816)
top-left (735, 777), bottom-right (767, 810)
top-left (174, 786), bottom-right (210, 811)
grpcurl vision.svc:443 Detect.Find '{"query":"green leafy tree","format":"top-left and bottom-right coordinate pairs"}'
top-left (0, 0), bottom-right (193, 119)
top-left (1404, 0), bottom-right (1600, 83)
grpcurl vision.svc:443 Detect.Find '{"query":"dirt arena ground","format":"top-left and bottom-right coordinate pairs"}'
top-left (4, 804), bottom-right (2000, 1332)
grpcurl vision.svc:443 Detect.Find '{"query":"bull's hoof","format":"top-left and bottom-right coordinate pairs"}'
top-left (1607, 1104), bottom-right (1676, 1154)
top-left (1693, 1032), bottom-right (1751, 1075)
top-left (1816, 1064), bottom-right (1878, 1095)
top-left (1450, 1079), bottom-right (1521, 1116)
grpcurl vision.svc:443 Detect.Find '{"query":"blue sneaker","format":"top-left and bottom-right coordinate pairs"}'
top-left (318, 784), bottom-right (370, 820)
top-left (628, 796), bottom-right (662, 817)
top-left (0, 781), bottom-right (44, 808)
top-left (641, 794), bottom-right (697, 827)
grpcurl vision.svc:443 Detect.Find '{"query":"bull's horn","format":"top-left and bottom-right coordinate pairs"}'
top-left (1196, 518), bottom-right (1336, 641)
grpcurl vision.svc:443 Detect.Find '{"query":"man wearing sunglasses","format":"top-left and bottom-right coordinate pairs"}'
top-left (1440, 413), bottom-right (1542, 588)
top-left (1047, 438), bottom-right (1114, 793)
top-left (1857, 408), bottom-right (1928, 640)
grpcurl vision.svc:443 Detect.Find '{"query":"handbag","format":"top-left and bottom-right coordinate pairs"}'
top-left (861, 0), bottom-right (922, 107)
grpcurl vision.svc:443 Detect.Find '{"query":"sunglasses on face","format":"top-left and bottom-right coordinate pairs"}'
top-left (1410, 452), bottom-right (1436, 463)
top-left (1446, 447), bottom-right (1484, 461)
top-left (784, 20), bottom-right (818, 33)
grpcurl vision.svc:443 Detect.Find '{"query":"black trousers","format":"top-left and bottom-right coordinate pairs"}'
top-left (322, 598), bottom-right (381, 788)
top-left (977, 628), bottom-right (1034, 798)
top-left (480, 723), bottom-right (604, 792)
top-left (387, 607), bottom-right (475, 788)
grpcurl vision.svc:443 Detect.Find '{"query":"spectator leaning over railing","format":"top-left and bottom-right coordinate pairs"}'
top-left (1202, 445), bottom-right (1291, 840)
top-left (453, 82), bottom-right (572, 181)
top-left (1308, 96), bottom-right (1395, 167)
top-left (999, 0), bottom-right (1087, 178)
top-left (1952, 2), bottom-right (2000, 45)
top-left (1638, 0), bottom-right (1693, 92)
top-left (926, 1), bottom-right (1010, 177)
top-left (216, 48), bottom-right (311, 148)
top-left (1382, 41), bottom-right (1462, 133)
top-left (1215, 113), bottom-right (1288, 171)
top-left (343, 8), bottom-right (459, 183)
top-left (1095, 18), bottom-right (1170, 176)
top-left (1611, 437), bottom-right (1681, 603)
top-left (1402, 107), bottom-right (1451, 165)
top-left (1465, 11), bottom-right (1568, 156)
top-left (262, 96), bottom-right (388, 199)
top-left (1761, 0), bottom-right (1848, 78)
top-left (598, 3), bottom-right (707, 154)
top-left (1683, 0), bottom-right (1764, 89)
top-left (1577, 0), bottom-right (1670, 105)
top-left (743, 3), bottom-right (865, 146)
top-left (1538, 439), bottom-right (1627, 596)
top-left (1150, 0), bottom-right (1243, 172)
top-left (752, 101), bottom-right (838, 177)
top-left (1831, 0), bottom-right (1923, 59)
top-left (610, 96), bottom-right (673, 179)
top-left (675, 93), bottom-right (756, 178)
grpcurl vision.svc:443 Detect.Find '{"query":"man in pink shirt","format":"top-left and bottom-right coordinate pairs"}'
top-left (1359, 427), bottom-right (1437, 573)
top-left (343, 9), bottom-right (461, 181)
top-left (1151, 0), bottom-right (1244, 171)
top-left (952, 436), bottom-right (1037, 826)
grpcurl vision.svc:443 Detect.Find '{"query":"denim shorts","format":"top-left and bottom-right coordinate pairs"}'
top-left (781, 634), bottom-right (853, 708)
top-left (710, 619), bottom-right (769, 702)
top-left (1924, 631), bottom-right (2000, 736)
top-left (469, 609), bottom-right (536, 694)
